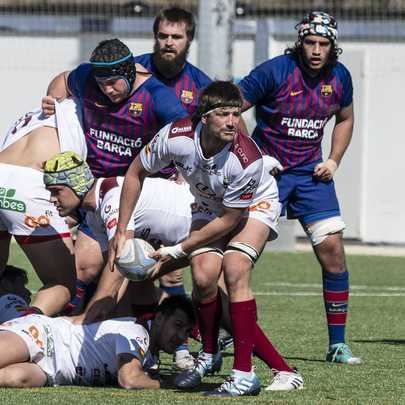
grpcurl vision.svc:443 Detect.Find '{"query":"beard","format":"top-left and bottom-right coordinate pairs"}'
top-left (153, 41), bottom-right (190, 79)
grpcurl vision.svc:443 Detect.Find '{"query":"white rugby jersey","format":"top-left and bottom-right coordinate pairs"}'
top-left (2, 315), bottom-right (154, 386)
top-left (141, 118), bottom-right (272, 216)
top-left (87, 176), bottom-right (193, 247)
top-left (0, 99), bottom-right (86, 158)
top-left (0, 294), bottom-right (28, 323)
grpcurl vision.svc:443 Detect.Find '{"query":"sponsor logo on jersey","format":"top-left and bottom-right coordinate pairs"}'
top-left (90, 128), bottom-right (141, 157)
top-left (129, 102), bottom-right (143, 117)
top-left (0, 188), bottom-right (26, 213)
top-left (171, 125), bottom-right (192, 134)
top-left (321, 84), bottom-right (333, 97)
top-left (24, 214), bottom-right (51, 229)
top-left (180, 90), bottom-right (194, 104)
top-left (281, 117), bottom-right (328, 139)
top-left (240, 192), bottom-right (253, 200)
top-left (233, 143), bottom-right (250, 164)
top-left (249, 200), bottom-right (271, 212)
top-left (290, 90), bottom-right (304, 97)
top-left (107, 218), bottom-right (117, 229)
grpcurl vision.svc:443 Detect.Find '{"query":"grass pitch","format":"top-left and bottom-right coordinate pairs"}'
top-left (1, 244), bottom-right (405, 404)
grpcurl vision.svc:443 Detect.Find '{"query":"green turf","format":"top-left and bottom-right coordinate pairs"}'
top-left (1, 244), bottom-right (405, 404)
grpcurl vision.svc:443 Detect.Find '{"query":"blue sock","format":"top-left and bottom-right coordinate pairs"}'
top-left (322, 271), bottom-right (349, 346)
top-left (159, 284), bottom-right (187, 297)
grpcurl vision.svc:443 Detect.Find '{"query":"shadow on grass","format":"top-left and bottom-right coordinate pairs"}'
top-left (171, 381), bottom-right (227, 394)
top-left (284, 356), bottom-right (325, 363)
top-left (353, 338), bottom-right (405, 345)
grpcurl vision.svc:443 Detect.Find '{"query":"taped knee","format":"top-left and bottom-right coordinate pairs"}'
top-left (188, 247), bottom-right (224, 260)
top-left (224, 241), bottom-right (259, 264)
top-left (304, 216), bottom-right (346, 246)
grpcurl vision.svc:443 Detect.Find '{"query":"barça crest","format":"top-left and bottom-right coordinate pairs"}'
top-left (129, 102), bottom-right (143, 117)
top-left (181, 90), bottom-right (193, 104)
top-left (321, 84), bottom-right (333, 97)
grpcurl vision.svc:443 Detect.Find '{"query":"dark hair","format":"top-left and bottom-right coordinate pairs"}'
top-left (90, 38), bottom-right (135, 88)
top-left (2, 265), bottom-right (28, 285)
top-left (156, 295), bottom-right (195, 325)
top-left (195, 81), bottom-right (242, 121)
top-left (153, 6), bottom-right (196, 41)
top-left (90, 38), bottom-right (132, 64)
top-left (285, 40), bottom-right (342, 70)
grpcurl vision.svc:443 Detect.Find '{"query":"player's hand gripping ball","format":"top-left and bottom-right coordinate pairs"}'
top-left (115, 238), bottom-right (157, 282)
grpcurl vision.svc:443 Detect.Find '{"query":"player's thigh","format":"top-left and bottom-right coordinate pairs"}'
top-left (0, 330), bottom-right (30, 368)
top-left (19, 237), bottom-right (76, 289)
top-left (75, 230), bottom-right (105, 281)
top-left (223, 218), bottom-right (269, 288)
top-left (0, 362), bottom-right (48, 387)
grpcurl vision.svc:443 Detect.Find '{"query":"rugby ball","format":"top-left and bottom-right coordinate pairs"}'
top-left (115, 238), bottom-right (157, 282)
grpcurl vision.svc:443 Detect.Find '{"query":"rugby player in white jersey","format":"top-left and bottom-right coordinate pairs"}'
top-left (0, 99), bottom-right (86, 315)
top-left (42, 152), bottom-right (193, 330)
top-left (109, 81), bottom-right (304, 396)
top-left (0, 295), bottom-right (194, 389)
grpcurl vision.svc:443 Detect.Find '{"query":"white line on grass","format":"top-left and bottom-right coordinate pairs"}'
top-left (264, 282), bottom-right (405, 291)
top-left (255, 291), bottom-right (405, 297)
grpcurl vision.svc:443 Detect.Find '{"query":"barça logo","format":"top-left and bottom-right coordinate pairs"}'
top-left (181, 90), bottom-right (193, 104)
top-left (129, 102), bottom-right (143, 117)
top-left (321, 84), bottom-right (333, 97)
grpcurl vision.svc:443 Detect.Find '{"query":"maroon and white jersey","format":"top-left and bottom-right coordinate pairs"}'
top-left (140, 118), bottom-right (268, 217)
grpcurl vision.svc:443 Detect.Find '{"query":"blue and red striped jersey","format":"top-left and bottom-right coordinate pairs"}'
top-left (134, 53), bottom-right (211, 116)
top-left (239, 54), bottom-right (353, 169)
top-left (68, 63), bottom-right (187, 177)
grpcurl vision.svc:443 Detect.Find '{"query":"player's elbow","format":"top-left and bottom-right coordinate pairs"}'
top-left (118, 374), bottom-right (159, 390)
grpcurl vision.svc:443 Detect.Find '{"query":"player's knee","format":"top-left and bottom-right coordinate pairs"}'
top-left (304, 216), bottom-right (346, 246)
top-left (191, 258), bottom-right (219, 292)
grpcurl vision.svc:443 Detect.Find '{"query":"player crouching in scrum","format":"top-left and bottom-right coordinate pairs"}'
top-left (110, 81), bottom-right (304, 396)
top-left (0, 295), bottom-right (194, 388)
top-left (42, 151), bottom-right (196, 362)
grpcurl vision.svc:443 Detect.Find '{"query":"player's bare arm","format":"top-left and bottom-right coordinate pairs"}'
top-left (71, 261), bottom-right (126, 324)
top-left (109, 156), bottom-right (150, 270)
top-left (42, 71), bottom-right (71, 116)
top-left (118, 353), bottom-right (160, 389)
top-left (314, 103), bottom-right (354, 181)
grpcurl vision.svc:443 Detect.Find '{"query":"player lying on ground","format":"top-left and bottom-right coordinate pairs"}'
top-left (109, 81), bottom-right (304, 396)
top-left (0, 98), bottom-right (86, 315)
top-left (0, 295), bottom-right (194, 389)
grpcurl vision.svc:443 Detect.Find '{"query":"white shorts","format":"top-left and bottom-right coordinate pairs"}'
top-left (0, 163), bottom-right (70, 243)
top-left (0, 314), bottom-right (66, 385)
top-left (192, 196), bottom-right (281, 242)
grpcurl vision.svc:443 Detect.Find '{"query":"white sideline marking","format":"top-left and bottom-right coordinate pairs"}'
top-left (264, 282), bottom-right (405, 292)
top-left (255, 291), bottom-right (405, 297)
